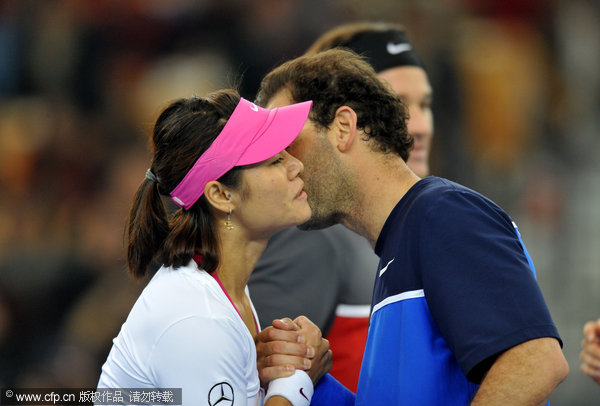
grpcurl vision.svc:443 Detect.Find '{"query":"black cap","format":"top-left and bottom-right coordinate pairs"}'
top-left (340, 29), bottom-right (425, 73)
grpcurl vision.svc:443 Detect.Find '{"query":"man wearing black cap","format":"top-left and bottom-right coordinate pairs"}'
top-left (248, 22), bottom-right (433, 392)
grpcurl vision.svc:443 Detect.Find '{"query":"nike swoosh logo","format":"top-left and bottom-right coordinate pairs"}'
top-left (299, 388), bottom-right (309, 401)
top-left (250, 103), bottom-right (259, 111)
top-left (379, 258), bottom-right (395, 277)
top-left (386, 42), bottom-right (412, 55)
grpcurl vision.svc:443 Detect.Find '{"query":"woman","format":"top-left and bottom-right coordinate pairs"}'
top-left (97, 89), bottom-right (329, 405)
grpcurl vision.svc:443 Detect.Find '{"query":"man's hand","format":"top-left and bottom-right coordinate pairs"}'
top-left (580, 319), bottom-right (600, 385)
top-left (257, 316), bottom-right (332, 387)
top-left (292, 316), bottom-right (332, 384)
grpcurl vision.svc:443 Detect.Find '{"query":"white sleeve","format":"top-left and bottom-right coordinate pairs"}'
top-left (148, 315), bottom-right (254, 405)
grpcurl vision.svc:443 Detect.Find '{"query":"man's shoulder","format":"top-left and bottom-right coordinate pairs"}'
top-left (411, 177), bottom-right (499, 213)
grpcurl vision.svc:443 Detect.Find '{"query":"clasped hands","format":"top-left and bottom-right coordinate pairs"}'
top-left (257, 316), bottom-right (332, 387)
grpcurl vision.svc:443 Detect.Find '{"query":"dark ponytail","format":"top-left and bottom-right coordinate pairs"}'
top-left (126, 177), bottom-right (169, 278)
top-left (126, 89), bottom-right (242, 279)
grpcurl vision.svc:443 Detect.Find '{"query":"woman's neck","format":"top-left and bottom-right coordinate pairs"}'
top-left (214, 232), bottom-right (267, 302)
top-left (212, 232), bottom-right (268, 339)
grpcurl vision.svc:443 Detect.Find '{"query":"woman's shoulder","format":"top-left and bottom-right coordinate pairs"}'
top-left (125, 263), bottom-right (233, 334)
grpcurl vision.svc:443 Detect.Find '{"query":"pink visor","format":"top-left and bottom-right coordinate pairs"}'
top-left (170, 97), bottom-right (312, 210)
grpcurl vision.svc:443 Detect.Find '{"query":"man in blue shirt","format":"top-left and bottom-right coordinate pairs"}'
top-left (255, 48), bottom-right (568, 404)
top-left (249, 23), bottom-right (433, 392)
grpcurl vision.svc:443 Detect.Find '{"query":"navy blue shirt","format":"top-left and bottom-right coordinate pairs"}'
top-left (354, 177), bottom-right (561, 405)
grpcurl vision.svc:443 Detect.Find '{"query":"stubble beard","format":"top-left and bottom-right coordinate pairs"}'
top-left (296, 149), bottom-right (355, 231)
top-left (297, 200), bottom-right (340, 230)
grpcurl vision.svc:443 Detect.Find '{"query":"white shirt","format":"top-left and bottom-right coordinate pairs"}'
top-left (98, 261), bottom-right (263, 405)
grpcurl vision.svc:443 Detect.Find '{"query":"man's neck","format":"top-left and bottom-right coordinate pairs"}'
top-left (342, 158), bottom-right (420, 248)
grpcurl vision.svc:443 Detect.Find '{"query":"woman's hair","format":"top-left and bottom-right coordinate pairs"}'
top-left (256, 48), bottom-right (412, 160)
top-left (126, 89), bottom-right (243, 279)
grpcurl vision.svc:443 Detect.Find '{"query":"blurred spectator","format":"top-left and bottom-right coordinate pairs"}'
top-left (580, 319), bottom-right (600, 386)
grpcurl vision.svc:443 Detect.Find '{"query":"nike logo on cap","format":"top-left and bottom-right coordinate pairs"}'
top-left (379, 258), bottom-right (395, 277)
top-left (386, 42), bottom-right (412, 55)
top-left (249, 103), bottom-right (259, 111)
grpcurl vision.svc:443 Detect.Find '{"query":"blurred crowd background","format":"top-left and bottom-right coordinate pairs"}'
top-left (0, 0), bottom-right (599, 403)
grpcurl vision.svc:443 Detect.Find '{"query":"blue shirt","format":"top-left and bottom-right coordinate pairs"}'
top-left (312, 177), bottom-right (561, 405)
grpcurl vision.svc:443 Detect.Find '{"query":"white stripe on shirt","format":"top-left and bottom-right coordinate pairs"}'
top-left (372, 289), bottom-right (425, 315)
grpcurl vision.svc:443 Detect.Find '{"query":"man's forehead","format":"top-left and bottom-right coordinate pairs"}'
top-left (265, 88), bottom-right (295, 110)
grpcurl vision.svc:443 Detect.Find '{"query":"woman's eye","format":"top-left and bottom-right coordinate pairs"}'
top-left (272, 156), bottom-right (284, 165)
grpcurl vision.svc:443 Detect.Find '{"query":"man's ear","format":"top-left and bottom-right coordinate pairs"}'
top-left (332, 106), bottom-right (358, 152)
top-left (204, 181), bottom-right (233, 214)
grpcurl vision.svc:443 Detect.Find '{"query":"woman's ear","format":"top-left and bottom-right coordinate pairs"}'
top-left (332, 106), bottom-right (358, 153)
top-left (204, 181), bottom-right (233, 214)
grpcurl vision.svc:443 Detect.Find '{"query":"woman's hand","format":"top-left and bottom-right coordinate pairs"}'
top-left (257, 316), bottom-right (332, 387)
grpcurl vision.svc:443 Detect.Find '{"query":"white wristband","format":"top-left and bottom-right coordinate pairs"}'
top-left (264, 369), bottom-right (313, 406)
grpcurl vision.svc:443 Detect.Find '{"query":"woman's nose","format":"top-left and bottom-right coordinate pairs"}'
top-left (284, 151), bottom-right (304, 178)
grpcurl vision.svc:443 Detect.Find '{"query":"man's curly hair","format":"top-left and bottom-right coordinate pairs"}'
top-left (255, 48), bottom-right (413, 160)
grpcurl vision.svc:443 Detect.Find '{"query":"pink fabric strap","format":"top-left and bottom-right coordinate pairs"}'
top-left (210, 271), bottom-right (259, 335)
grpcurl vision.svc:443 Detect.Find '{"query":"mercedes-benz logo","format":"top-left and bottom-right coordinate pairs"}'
top-left (208, 382), bottom-right (234, 406)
